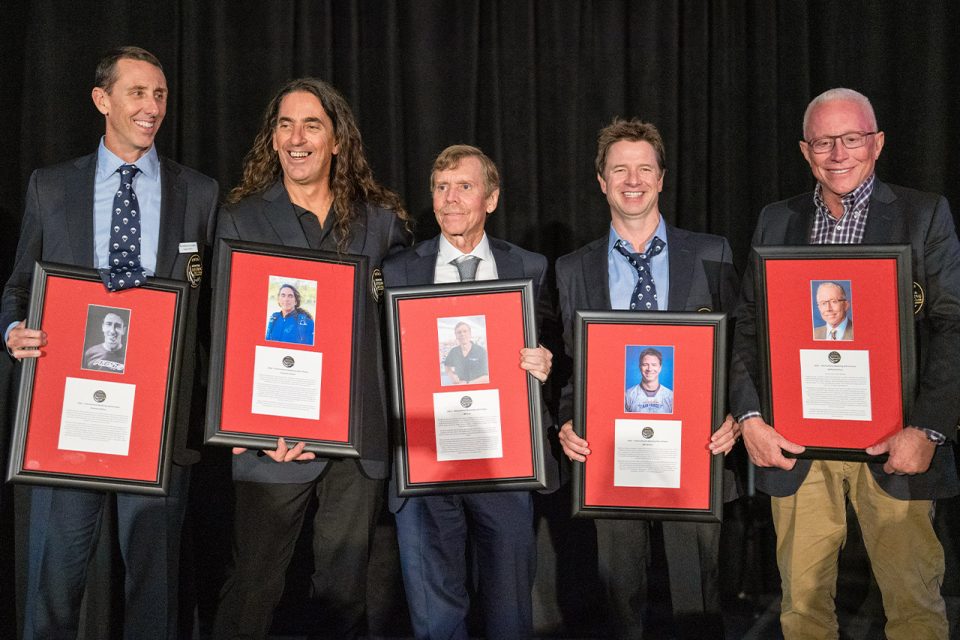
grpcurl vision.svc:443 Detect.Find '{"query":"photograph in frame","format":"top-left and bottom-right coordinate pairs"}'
top-left (205, 239), bottom-right (368, 457)
top-left (7, 262), bottom-right (188, 495)
top-left (753, 245), bottom-right (915, 461)
top-left (386, 279), bottom-right (546, 496)
top-left (572, 311), bottom-right (726, 522)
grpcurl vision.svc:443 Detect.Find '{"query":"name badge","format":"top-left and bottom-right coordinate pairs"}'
top-left (179, 242), bottom-right (199, 253)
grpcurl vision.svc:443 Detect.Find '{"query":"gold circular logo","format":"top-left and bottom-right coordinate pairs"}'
top-left (186, 254), bottom-right (202, 288)
top-left (371, 267), bottom-right (385, 302)
top-left (913, 281), bottom-right (925, 315)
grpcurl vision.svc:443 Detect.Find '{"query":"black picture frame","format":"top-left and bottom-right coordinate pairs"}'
top-left (7, 262), bottom-right (189, 495)
top-left (204, 239), bottom-right (368, 457)
top-left (753, 244), bottom-right (915, 461)
top-left (385, 279), bottom-right (547, 496)
top-left (572, 310), bottom-right (726, 522)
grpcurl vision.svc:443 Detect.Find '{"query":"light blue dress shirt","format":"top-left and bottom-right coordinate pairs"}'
top-left (607, 216), bottom-right (670, 311)
top-left (94, 138), bottom-right (161, 274)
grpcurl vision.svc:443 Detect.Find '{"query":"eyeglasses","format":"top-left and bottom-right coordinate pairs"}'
top-left (804, 131), bottom-right (877, 154)
top-left (817, 298), bottom-right (847, 308)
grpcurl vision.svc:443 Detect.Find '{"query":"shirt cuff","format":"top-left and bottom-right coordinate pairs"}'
top-left (736, 410), bottom-right (763, 423)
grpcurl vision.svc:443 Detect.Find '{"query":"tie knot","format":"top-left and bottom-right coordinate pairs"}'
top-left (117, 164), bottom-right (139, 182)
top-left (615, 236), bottom-right (664, 262)
top-left (452, 255), bottom-right (481, 282)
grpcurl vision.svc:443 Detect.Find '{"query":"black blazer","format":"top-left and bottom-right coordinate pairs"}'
top-left (555, 223), bottom-right (741, 501)
top-left (216, 181), bottom-right (412, 482)
top-left (1, 152), bottom-right (219, 465)
top-left (729, 180), bottom-right (960, 499)
top-left (381, 234), bottom-right (557, 511)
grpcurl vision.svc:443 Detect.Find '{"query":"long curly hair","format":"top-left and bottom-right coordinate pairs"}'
top-left (228, 78), bottom-right (409, 251)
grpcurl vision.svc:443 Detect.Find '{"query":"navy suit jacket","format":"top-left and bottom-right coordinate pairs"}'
top-left (729, 180), bottom-right (960, 499)
top-left (215, 181), bottom-right (412, 482)
top-left (1, 151), bottom-right (219, 465)
top-left (381, 234), bottom-right (556, 512)
top-left (555, 223), bottom-right (741, 501)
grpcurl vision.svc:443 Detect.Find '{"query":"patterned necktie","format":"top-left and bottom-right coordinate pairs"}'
top-left (614, 236), bottom-right (665, 310)
top-left (100, 164), bottom-right (148, 291)
top-left (830, 329), bottom-right (838, 340)
top-left (452, 255), bottom-right (481, 282)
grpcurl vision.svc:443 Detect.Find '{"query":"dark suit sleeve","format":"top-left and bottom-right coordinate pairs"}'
top-left (910, 196), bottom-right (960, 438)
top-left (728, 213), bottom-right (768, 420)
top-left (1, 170), bottom-right (44, 332)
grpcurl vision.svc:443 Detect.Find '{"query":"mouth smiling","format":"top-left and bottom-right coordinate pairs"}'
top-left (289, 150), bottom-right (311, 158)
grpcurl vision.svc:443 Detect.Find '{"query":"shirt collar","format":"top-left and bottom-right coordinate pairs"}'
top-left (607, 215), bottom-right (668, 255)
top-left (438, 232), bottom-right (494, 263)
top-left (813, 173), bottom-right (876, 220)
top-left (96, 137), bottom-right (160, 180)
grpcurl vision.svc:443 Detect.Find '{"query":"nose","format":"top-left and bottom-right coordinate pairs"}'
top-left (828, 139), bottom-right (849, 161)
top-left (444, 186), bottom-right (459, 203)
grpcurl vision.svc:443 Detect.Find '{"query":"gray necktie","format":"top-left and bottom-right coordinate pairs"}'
top-left (452, 255), bottom-right (480, 282)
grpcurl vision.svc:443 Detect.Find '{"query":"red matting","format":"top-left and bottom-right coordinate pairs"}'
top-left (23, 277), bottom-right (175, 481)
top-left (583, 323), bottom-right (716, 510)
top-left (764, 258), bottom-right (902, 448)
top-left (219, 252), bottom-right (355, 442)
top-left (397, 292), bottom-right (533, 483)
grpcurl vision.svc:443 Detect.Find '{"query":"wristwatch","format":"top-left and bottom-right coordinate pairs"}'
top-left (910, 426), bottom-right (947, 446)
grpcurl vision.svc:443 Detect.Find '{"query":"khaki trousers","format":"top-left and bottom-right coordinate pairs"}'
top-left (772, 459), bottom-right (947, 640)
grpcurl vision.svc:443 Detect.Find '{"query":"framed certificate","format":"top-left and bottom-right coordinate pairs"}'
top-left (753, 245), bottom-right (915, 460)
top-left (385, 280), bottom-right (546, 496)
top-left (572, 311), bottom-right (726, 522)
top-left (7, 262), bottom-right (189, 495)
top-left (205, 239), bottom-right (368, 457)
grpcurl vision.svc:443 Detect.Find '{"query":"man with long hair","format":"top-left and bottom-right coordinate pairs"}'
top-left (212, 78), bottom-right (411, 639)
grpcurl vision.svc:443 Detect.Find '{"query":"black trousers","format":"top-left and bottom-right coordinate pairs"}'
top-left (212, 460), bottom-right (382, 640)
top-left (596, 519), bottom-right (724, 640)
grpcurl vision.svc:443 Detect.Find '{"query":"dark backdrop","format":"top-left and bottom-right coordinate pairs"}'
top-left (2, 1), bottom-right (960, 637)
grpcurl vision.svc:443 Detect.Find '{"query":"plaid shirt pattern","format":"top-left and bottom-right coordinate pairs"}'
top-left (809, 174), bottom-right (875, 245)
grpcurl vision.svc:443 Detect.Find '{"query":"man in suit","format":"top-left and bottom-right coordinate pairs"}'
top-left (811, 281), bottom-right (853, 340)
top-left (730, 88), bottom-right (960, 639)
top-left (557, 118), bottom-right (741, 639)
top-left (211, 78), bottom-right (412, 640)
top-left (382, 144), bottom-right (552, 640)
top-left (1, 46), bottom-right (218, 639)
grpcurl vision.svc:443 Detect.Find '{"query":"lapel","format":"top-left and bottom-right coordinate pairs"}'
top-left (861, 181), bottom-right (902, 244)
top-left (784, 198), bottom-right (813, 245)
top-left (489, 237), bottom-right (523, 279)
top-left (410, 236), bottom-right (442, 284)
top-left (344, 202), bottom-right (368, 255)
top-left (65, 154), bottom-right (97, 267)
top-left (582, 237), bottom-right (612, 310)
top-left (666, 224), bottom-right (693, 311)
top-left (262, 182), bottom-right (310, 248)
top-left (155, 157), bottom-right (186, 278)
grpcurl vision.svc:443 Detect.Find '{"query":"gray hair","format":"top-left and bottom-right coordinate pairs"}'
top-left (802, 88), bottom-right (877, 139)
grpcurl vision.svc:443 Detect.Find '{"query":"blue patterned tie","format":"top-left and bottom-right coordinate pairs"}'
top-left (614, 237), bottom-right (665, 310)
top-left (100, 164), bottom-right (148, 291)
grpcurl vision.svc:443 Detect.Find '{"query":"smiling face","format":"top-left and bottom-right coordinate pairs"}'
top-left (598, 140), bottom-right (664, 226)
top-left (101, 313), bottom-right (126, 351)
top-left (433, 156), bottom-right (499, 252)
top-left (278, 286), bottom-right (297, 315)
top-left (800, 99), bottom-right (884, 214)
top-left (640, 353), bottom-right (662, 386)
top-left (92, 58), bottom-right (167, 163)
top-left (816, 282), bottom-right (849, 327)
top-left (272, 91), bottom-right (340, 189)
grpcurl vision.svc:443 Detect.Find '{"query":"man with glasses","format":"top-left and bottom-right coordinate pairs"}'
top-left (730, 88), bottom-right (960, 639)
top-left (812, 281), bottom-right (853, 340)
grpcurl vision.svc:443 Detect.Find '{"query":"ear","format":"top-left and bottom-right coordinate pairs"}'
top-left (485, 187), bottom-right (500, 213)
top-left (872, 131), bottom-right (885, 159)
top-left (92, 87), bottom-right (110, 116)
top-left (597, 172), bottom-right (608, 195)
